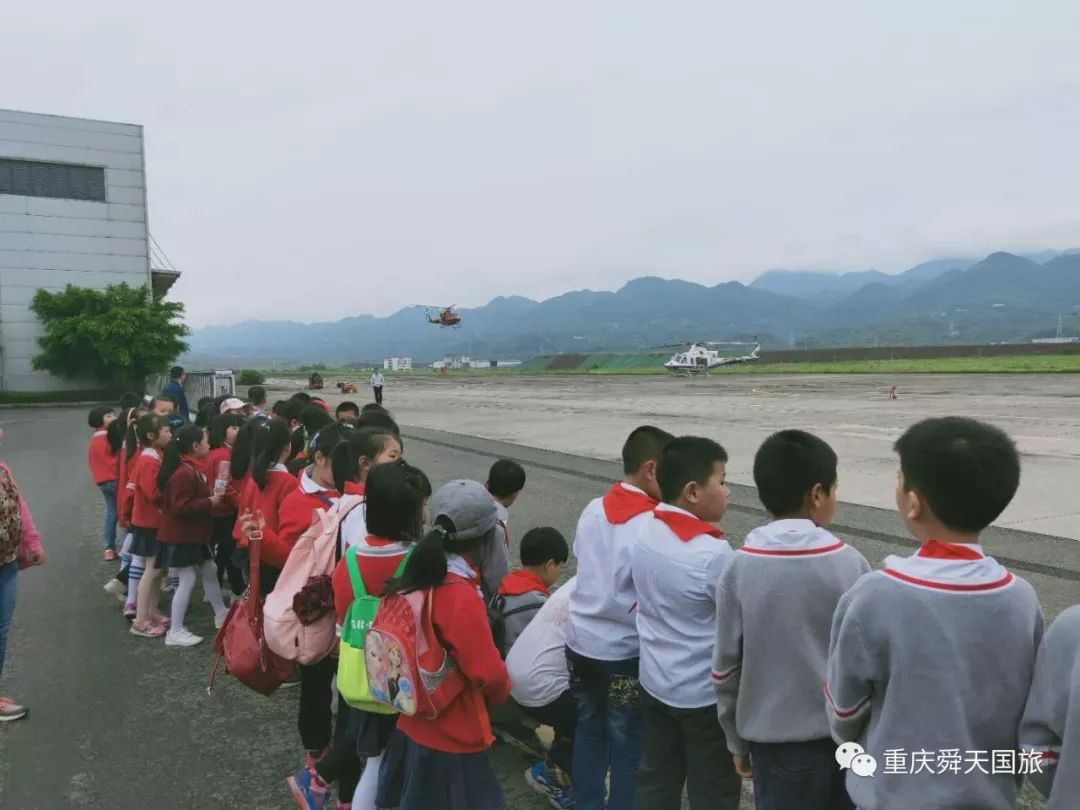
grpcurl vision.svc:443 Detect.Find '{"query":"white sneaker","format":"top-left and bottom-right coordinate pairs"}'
top-left (214, 613), bottom-right (228, 630)
top-left (165, 628), bottom-right (204, 648)
top-left (103, 579), bottom-right (126, 601)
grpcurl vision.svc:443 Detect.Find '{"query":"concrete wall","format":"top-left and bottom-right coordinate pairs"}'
top-left (0, 109), bottom-right (150, 392)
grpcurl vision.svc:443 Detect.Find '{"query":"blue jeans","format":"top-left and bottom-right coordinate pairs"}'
top-left (566, 648), bottom-right (644, 810)
top-left (749, 738), bottom-right (854, 810)
top-left (0, 560), bottom-right (17, 679)
top-left (98, 481), bottom-right (117, 551)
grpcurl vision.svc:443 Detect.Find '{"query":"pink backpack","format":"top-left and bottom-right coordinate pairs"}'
top-left (365, 585), bottom-right (468, 718)
top-left (264, 494), bottom-right (363, 664)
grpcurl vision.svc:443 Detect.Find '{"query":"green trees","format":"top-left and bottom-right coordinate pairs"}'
top-left (30, 283), bottom-right (189, 389)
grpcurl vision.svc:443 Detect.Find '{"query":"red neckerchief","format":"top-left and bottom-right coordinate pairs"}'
top-left (180, 455), bottom-right (208, 481)
top-left (916, 539), bottom-right (984, 560)
top-left (603, 483), bottom-right (658, 525)
top-left (654, 508), bottom-right (724, 542)
top-left (497, 569), bottom-right (550, 598)
top-left (344, 481), bottom-right (366, 496)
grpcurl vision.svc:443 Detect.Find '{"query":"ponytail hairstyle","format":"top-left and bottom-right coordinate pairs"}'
top-left (136, 413), bottom-right (170, 449)
top-left (251, 418), bottom-right (292, 490)
top-left (119, 407), bottom-right (140, 461)
top-left (158, 425), bottom-right (206, 492)
top-left (230, 416), bottom-right (267, 480)
top-left (365, 461), bottom-right (427, 545)
top-left (106, 407), bottom-right (136, 454)
top-left (385, 513), bottom-right (487, 595)
top-left (331, 427), bottom-right (400, 493)
top-left (209, 413), bottom-right (245, 449)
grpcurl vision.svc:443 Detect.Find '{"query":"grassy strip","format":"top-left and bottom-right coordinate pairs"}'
top-left (0, 389), bottom-right (116, 405)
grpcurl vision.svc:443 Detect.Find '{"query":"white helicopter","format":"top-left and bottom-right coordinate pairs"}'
top-left (663, 340), bottom-right (761, 374)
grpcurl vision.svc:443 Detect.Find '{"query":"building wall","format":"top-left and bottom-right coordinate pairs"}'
top-left (0, 109), bottom-right (150, 391)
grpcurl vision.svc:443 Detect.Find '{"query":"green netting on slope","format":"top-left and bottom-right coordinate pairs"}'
top-left (580, 352), bottom-right (671, 370)
top-left (516, 356), bottom-right (553, 371)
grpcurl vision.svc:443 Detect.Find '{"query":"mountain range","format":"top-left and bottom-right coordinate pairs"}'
top-left (183, 249), bottom-right (1080, 365)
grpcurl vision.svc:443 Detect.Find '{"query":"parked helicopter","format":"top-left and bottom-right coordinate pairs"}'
top-left (663, 340), bottom-right (761, 374)
top-left (425, 305), bottom-right (462, 328)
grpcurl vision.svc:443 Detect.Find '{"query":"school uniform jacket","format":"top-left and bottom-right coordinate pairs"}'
top-left (245, 466), bottom-right (300, 569)
top-left (275, 470), bottom-right (340, 564)
top-left (118, 447), bottom-right (135, 528)
top-left (159, 459), bottom-right (213, 545)
top-left (826, 541), bottom-right (1043, 810)
top-left (396, 558), bottom-right (511, 754)
top-left (1020, 603), bottom-right (1080, 809)
top-left (331, 534), bottom-right (411, 627)
top-left (205, 444), bottom-right (237, 518)
top-left (712, 520), bottom-right (870, 755)
top-left (131, 448), bottom-right (164, 530)
top-left (566, 482), bottom-right (658, 662)
top-left (633, 503), bottom-right (732, 709)
top-left (87, 431), bottom-right (117, 485)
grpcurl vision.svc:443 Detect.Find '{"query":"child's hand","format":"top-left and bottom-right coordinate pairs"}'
top-left (210, 493), bottom-right (227, 508)
top-left (26, 550), bottom-right (45, 566)
top-left (733, 754), bottom-right (752, 779)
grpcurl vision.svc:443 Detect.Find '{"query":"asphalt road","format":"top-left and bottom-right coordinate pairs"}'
top-left (1, 409), bottom-right (1070, 809)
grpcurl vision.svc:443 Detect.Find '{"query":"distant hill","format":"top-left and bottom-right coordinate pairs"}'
top-left (185, 250), bottom-right (1080, 364)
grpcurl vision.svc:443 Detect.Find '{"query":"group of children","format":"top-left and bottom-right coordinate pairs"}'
top-left (84, 387), bottom-right (1079, 810)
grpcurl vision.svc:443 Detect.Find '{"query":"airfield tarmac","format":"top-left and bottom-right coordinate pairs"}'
top-left (285, 372), bottom-right (1080, 540)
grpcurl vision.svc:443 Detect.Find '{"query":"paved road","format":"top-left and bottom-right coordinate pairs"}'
top-left (1, 409), bottom-right (1067, 808)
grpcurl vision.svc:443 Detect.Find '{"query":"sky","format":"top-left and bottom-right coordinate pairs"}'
top-left (4, 1), bottom-right (1080, 328)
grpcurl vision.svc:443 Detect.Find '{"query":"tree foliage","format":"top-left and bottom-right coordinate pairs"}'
top-left (236, 369), bottom-right (266, 386)
top-left (30, 283), bottom-right (189, 388)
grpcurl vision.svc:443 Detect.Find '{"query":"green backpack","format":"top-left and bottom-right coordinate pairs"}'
top-left (337, 545), bottom-right (411, 712)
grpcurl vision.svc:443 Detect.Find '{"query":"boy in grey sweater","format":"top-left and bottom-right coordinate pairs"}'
top-left (1019, 603), bottom-right (1080, 809)
top-left (826, 417), bottom-right (1043, 810)
top-left (713, 430), bottom-right (870, 810)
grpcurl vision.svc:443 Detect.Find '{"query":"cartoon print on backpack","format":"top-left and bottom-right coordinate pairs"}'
top-left (366, 632), bottom-right (416, 715)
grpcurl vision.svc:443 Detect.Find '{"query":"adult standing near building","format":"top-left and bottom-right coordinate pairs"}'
top-left (370, 370), bottom-right (385, 405)
top-left (160, 366), bottom-right (191, 422)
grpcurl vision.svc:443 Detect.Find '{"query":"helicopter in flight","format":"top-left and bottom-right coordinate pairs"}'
top-left (425, 305), bottom-right (462, 328)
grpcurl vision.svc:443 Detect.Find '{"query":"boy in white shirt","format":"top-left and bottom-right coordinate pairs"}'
top-left (565, 425), bottom-right (673, 810)
top-left (632, 435), bottom-right (740, 810)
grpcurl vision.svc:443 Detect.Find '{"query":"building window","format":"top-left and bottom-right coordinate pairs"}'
top-left (0, 158), bottom-right (107, 202)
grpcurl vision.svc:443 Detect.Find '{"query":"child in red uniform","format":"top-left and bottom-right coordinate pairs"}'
top-left (379, 480), bottom-right (511, 810)
top-left (331, 428), bottom-right (404, 555)
top-left (157, 425), bottom-right (229, 647)
top-left (206, 413), bottom-right (245, 596)
top-left (130, 414), bottom-right (173, 638)
top-left (103, 408), bottom-right (139, 606)
top-left (87, 405), bottom-right (119, 560)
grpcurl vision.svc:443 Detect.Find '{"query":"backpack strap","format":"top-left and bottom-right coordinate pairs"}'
top-left (501, 602), bottom-right (543, 620)
top-left (345, 545), bottom-right (367, 599)
top-left (392, 548), bottom-right (413, 579)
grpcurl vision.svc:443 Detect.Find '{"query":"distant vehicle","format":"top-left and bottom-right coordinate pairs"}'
top-left (308, 372), bottom-right (324, 390)
top-left (664, 341), bottom-right (761, 374)
top-left (336, 381), bottom-right (358, 393)
top-left (426, 305), bottom-right (462, 328)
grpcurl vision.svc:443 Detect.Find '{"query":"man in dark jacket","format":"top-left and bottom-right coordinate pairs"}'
top-left (160, 366), bottom-right (191, 422)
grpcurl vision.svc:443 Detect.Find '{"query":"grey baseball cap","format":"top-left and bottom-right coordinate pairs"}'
top-left (428, 479), bottom-right (498, 541)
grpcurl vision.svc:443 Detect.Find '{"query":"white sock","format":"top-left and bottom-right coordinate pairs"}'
top-left (127, 555), bottom-right (146, 605)
top-left (170, 566), bottom-right (197, 632)
top-left (352, 753), bottom-right (383, 810)
top-left (120, 532), bottom-right (134, 566)
top-left (200, 560), bottom-right (227, 620)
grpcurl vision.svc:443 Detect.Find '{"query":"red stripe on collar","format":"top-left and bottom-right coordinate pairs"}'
top-left (883, 568), bottom-right (1014, 592)
top-left (740, 541), bottom-right (845, 557)
top-left (654, 509), bottom-right (724, 542)
top-left (916, 540), bottom-right (984, 560)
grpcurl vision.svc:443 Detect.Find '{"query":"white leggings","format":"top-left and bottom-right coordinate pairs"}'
top-left (352, 753), bottom-right (383, 810)
top-left (170, 561), bottom-right (227, 632)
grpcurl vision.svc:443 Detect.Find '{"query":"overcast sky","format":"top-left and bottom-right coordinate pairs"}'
top-left (4, 1), bottom-right (1080, 328)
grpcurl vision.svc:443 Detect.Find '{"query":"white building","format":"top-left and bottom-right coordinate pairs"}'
top-left (0, 109), bottom-right (177, 391)
top-left (383, 357), bottom-right (412, 372)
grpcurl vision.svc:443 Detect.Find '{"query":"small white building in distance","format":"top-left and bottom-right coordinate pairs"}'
top-left (383, 357), bottom-right (412, 371)
top-left (0, 108), bottom-right (178, 391)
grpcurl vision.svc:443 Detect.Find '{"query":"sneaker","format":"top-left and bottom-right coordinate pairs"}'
top-left (0, 697), bottom-right (28, 722)
top-left (161, 581), bottom-right (175, 593)
top-left (214, 613), bottom-right (228, 630)
top-left (286, 767), bottom-right (331, 810)
top-left (122, 601), bottom-right (137, 619)
top-left (104, 548), bottom-right (117, 562)
top-left (525, 762), bottom-right (575, 809)
top-left (165, 628), bottom-right (204, 647)
top-left (104, 578), bottom-right (126, 601)
top-left (151, 614), bottom-right (171, 629)
top-left (130, 620), bottom-right (166, 638)
top-left (280, 670), bottom-right (302, 689)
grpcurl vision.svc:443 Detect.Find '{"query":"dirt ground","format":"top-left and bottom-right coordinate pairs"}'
top-left (276, 372), bottom-right (1080, 540)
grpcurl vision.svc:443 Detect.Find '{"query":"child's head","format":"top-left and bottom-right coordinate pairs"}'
top-left (150, 396), bottom-right (176, 417)
top-left (753, 429), bottom-right (838, 526)
top-left (365, 460), bottom-right (428, 543)
top-left (621, 425), bottom-right (675, 500)
top-left (197, 396), bottom-right (214, 413)
top-left (158, 425), bottom-right (208, 491)
top-left (336, 401), bottom-right (360, 422)
top-left (486, 459), bottom-right (526, 507)
top-left (301, 404), bottom-right (333, 437)
top-left (894, 417), bottom-right (1020, 539)
top-left (657, 436), bottom-right (729, 522)
top-left (251, 418), bottom-right (293, 489)
top-left (519, 527), bottom-right (569, 587)
top-left (119, 392), bottom-right (142, 411)
top-left (331, 427), bottom-right (403, 491)
top-left (307, 422), bottom-right (353, 487)
top-left (88, 405), bottom-right (116, 430)
top-left (231, 416), bottom-right (266, 480)
top-left (291, 392), bottom-right (313, 405)
top-left (248, 385), bottom-right (267, 408)
top-left (210, 413), bottom-right (244, 449)
top-left (137, 413), bottom-right (172, 449)
top-left (356, 409), bottom-right (400, 435)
